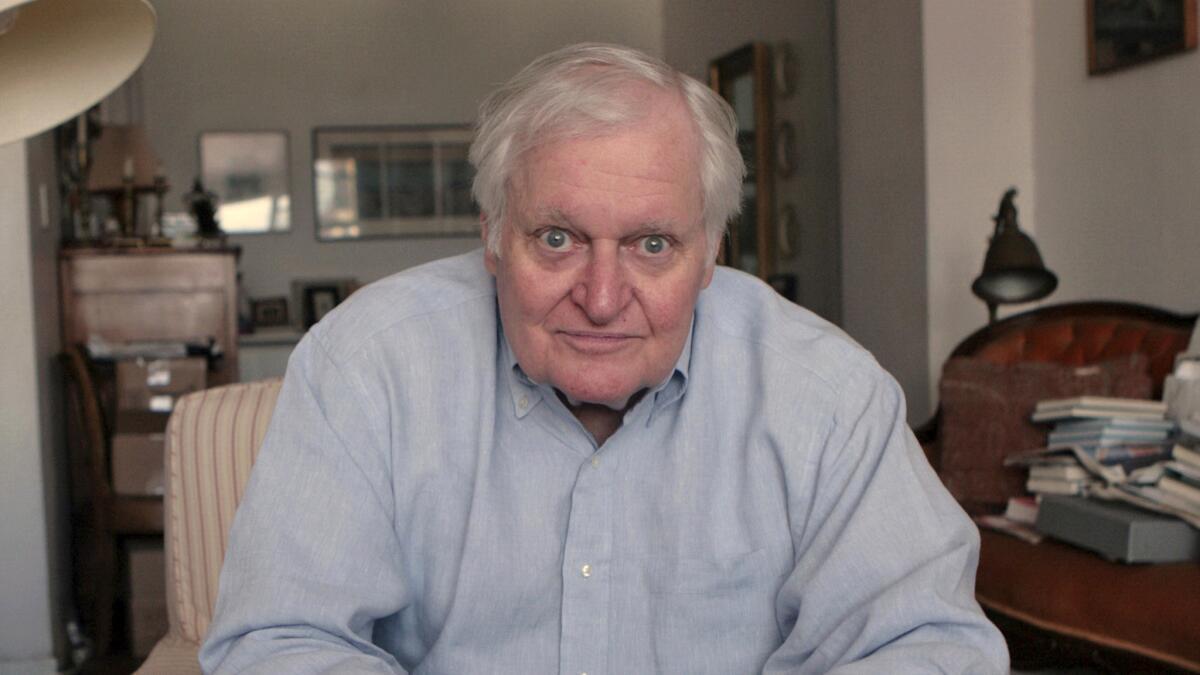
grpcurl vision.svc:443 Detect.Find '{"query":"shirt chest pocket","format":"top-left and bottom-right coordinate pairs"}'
top-left (613, 548), bottom-right (783, 674)
top-left (636, 547), bottom-right (770, 595)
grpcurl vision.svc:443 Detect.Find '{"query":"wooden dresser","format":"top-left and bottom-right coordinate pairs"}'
top-left (59, 246), bottom-right (240, 384)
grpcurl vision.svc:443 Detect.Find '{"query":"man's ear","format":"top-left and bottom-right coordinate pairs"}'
top-left (701, 259), bottom-right (715, 289)
top-left (481, 214), bottom-right (498, 275)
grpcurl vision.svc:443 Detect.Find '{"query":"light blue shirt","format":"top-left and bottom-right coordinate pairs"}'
top-left (201, 250), bottom-right (1007, 674)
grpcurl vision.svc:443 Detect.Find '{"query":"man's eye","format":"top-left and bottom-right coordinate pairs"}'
top-left (539, 228), bottom-right (570, 249)
top-left (640, 235), bottom-right (670, 255)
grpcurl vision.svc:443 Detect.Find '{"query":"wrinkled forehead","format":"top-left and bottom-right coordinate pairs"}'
top-left (507, 88), bottom-right (703, 196)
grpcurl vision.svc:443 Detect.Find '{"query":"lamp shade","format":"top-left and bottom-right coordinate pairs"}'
top-left (0, 0), bottom-right (156, 146)
top-left (971, 188), bottom-right (1057, 319)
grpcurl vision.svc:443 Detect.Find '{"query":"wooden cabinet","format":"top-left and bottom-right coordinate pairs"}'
top-left (58, 245), bottom-right (239, 658)
top-left (59, 246), bottom-right (240, 384)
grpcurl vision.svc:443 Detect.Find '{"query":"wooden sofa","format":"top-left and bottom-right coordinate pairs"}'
top-left (916, 301), bottom-right (1199, 673)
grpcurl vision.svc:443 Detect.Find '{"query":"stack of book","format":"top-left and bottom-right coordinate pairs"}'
top-left (976, 397), bottom-right (1200, 558)
top-left (1025, 461), bottom-right (1092, 496)
top-left (1024, 396), bottom-right (1175, 496)
top-left (1110, 444), bottom-right (1200, 528)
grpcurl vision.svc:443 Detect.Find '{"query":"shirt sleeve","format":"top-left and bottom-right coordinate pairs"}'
top-left (199, 334), bottom-right (410, 675)
top-left (762, 365), bottom-right (1009, 674)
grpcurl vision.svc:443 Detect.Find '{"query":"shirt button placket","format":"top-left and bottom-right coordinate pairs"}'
top-left (559, 452), bottom-right (611, 675)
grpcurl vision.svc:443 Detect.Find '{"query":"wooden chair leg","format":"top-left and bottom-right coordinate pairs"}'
top-left (79, 524), bottom-right (118, 656)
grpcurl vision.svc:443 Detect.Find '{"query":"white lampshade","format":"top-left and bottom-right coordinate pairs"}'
top-left (0, 0), bottom-right (156, 146)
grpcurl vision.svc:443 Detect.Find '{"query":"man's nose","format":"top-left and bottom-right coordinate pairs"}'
top-left (571, 246), bottom-right (631, 324)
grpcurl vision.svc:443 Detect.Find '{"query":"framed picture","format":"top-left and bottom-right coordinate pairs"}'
top-left (312, 125), bottom-right (478, 240)
top-left (291, 278), bottom-right (358, 329)
top-left (250, 297), bottom-right (289, 328)
top-left (1088, 0), bottom-right (1197, 74)
top-left (198, 130), bottom-right (291, 233)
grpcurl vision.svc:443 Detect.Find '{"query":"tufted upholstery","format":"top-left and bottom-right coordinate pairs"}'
top-left (947, 303), bottom-right (1193, 398)
top-left (921, 301), bottom-right (1199, 672)
top-left (135, 378), bottom-right (283, 674)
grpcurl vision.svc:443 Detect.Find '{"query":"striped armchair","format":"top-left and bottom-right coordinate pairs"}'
top-left (135, 378), bottom-right (283, 674)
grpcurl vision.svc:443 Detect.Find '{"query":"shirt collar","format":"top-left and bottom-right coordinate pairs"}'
top-left (500, 316), bottom-right (694, 421)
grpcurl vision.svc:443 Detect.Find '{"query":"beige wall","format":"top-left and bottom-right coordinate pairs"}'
top-left (1031, 1), bottom-right (1200, 314)
top-left (922, 0), bottom-right (1037, 410)
top-left (0, 137), bottom-right (58, 674)
top-left (138, 0), bottom-right (664, 301)
top-left (662, 0), bottom-right (841, 324)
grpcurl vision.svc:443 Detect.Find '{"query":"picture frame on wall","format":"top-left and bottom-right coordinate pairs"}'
top-left (1088, 0), bottom-right (1198, 74)
top-left (250, 296), bottom-right (290, 329)
top-left (312, 125), bottom-right (478, 240)
top-left (291, 278), bottom-right (358, 329)
top-left (198, 130), bottom-right (292, 233)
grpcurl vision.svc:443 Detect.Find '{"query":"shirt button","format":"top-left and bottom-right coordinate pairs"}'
top-left (591, 456), bottom-right (600, 468)
top-left (580, 563), bottom-right (592, 578)
top-left (518, 395), bottom-right (529, 410)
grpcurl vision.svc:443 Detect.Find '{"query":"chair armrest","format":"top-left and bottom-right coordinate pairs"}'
top-left (134, 635), bottom-right (201, 674)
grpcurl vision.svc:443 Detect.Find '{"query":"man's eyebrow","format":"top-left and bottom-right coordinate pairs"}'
top-left (526, 208), bottom-right (573, 227)
top-left (526, 210), bottom-right (683, 235)
top-left (628, 220), bottom-right (681, 235)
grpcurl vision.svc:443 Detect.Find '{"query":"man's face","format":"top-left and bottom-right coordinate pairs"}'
top-left (484, 92), bottom-right (715, 409)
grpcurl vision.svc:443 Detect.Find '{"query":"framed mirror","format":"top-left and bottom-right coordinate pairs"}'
top-left (709, 43), bottom-right (774, 280)
top-left (313, 125), bottom-right (478, 240)
top-left (199, 130), bottom-right (291, 234)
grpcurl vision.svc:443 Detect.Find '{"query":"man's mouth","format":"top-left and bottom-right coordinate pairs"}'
top-left (557, 330), bottom-right (638, 354)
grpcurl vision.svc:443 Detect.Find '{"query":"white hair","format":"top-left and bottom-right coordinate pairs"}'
top-left (469, 43), bottom-right (745, 256)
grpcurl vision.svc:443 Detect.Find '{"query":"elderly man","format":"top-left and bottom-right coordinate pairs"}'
top-left (201, 44), bottom-right (1007, 674)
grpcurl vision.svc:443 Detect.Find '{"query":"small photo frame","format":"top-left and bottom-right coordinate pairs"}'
top-left (291, 278), bottom-right (358, 329)
top-left (250, 297), bottom-right (289, 329)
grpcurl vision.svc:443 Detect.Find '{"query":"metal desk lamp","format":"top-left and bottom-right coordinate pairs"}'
top-left (971, 187), bottom-right (1057, 323)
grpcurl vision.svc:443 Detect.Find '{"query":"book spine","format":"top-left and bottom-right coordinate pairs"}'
top-left (1174, 444), bottom-right (1200, 469)
top-left (1026, 478), bottom-right (1084, 496)
top-left (1159, 476), bottom-right (1200, 506)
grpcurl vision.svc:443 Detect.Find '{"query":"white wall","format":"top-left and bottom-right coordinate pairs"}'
top-left (836, 0), bottom-right (931, 423)
top-left (662, 0), bottom-right (841, 324)
top-left (138, 0), bottom-right (664, 301)
top-left (1031, 2), bottom-right (1200, 313)
top-left (0, 139), bottom-right (57, 674)
top-left (922, 0), bottom-right (1037, 408)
